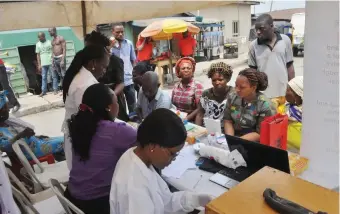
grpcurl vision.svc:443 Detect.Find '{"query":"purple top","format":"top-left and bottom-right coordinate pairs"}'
top-left (68, 120), bottom-right (137, 200)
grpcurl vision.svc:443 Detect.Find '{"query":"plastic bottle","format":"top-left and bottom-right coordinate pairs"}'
top-left (207, 133), bottom-right (217, 146)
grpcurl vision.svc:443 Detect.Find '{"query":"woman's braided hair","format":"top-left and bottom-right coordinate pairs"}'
top-left (207, 62), bottom-right (233, 81)
top-left (238, 68), bottom-right (268, 92)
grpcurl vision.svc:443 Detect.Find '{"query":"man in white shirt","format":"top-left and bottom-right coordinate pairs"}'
top-left (135, 71), bottom-right (172, 120)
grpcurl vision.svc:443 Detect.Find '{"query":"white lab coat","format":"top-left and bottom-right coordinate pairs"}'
top-left (110, 148), bottom-right (200, 214)
top-left (62, 66), bottom-right (98, 170)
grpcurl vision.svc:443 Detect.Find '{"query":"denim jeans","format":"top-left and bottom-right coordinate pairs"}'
top-left (123, 84), bottom-right (136, 113)
top-left (41, 65), bottom-right (58, 94)
top-left (53, 57), bottom-right (66, 87)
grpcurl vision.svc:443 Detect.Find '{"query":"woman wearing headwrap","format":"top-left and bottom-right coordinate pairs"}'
top-left (285, 76), bottom-right (303, 150)
top-left (172, 57), bottom-right (203, 121)
top-left (0, 91), bottom-right (64, 162)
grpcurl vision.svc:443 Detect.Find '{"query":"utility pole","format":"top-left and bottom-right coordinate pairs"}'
top-left (270, 0), bottom-right (274, 12)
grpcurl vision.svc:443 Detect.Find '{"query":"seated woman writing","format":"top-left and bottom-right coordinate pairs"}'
top-left (195, 62), bottom-right (234, 129)
top-left (284, 76), bottom-right (303, 151)
top-left (65, 83), bottom-right (136, 214)
top-left (172, 57), bottom-right (203, 121)
top-left (0, 90), bottom-right (64, 160)
top-left (224, 68), bottom-right (276, 142)
top-left (110, 109), bottom-right (213, 214)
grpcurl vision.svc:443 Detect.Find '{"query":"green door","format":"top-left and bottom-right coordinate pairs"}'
top-left (0, 47), bottom-right (27, 94)
top-left (65, 40), bottom-right (76, 69)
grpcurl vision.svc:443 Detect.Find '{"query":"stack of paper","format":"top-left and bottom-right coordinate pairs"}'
top-left (162, 146), bottom-right (197, 179)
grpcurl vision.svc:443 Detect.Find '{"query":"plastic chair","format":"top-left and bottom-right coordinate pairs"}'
top-left (6, 167), bottom-right (55, 203)
top-left (29, 154), bottom-right (56, 165)
top-left (49, 179), bottom-right (85, 214)
top-left (12, 140), bottom-right (69, 192)
top-left (11, 185), bottom-right (40, 214)
top-left (12, 184), bottom-right (65, 214)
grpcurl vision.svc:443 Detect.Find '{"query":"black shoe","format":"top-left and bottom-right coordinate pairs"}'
top-left (39, 93), bottom-right (46, 97)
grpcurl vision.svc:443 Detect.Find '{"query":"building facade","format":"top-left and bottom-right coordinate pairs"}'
top-left (193, 2), bottom-right (259, 54)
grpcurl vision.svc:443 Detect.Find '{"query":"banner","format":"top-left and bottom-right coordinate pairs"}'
top-left (300, 1), bottom-right (339, 189)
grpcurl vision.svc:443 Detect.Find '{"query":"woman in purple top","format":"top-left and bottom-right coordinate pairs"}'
top-left (64, 83), bottom-right (137, 214)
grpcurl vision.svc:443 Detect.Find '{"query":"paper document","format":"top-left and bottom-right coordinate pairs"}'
top-left (203, 118), bottom-right (221, 134)
top-left (162, 146), bottom-right (197, 179)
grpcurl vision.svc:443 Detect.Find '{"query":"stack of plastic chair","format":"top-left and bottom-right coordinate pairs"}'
top-left (49, 179), bottom-right (85, 214)
top-left (7, 167), bottom-right (65, 214)
top-left (11, 185), bottom-right (40, 214)
top-left (12, 140), bottom-right (69, 192)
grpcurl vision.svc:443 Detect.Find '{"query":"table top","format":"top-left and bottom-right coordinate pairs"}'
top-left (205, 166), bottom-right (339, 214)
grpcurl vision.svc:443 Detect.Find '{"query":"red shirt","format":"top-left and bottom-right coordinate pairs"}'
top-left (178, 36), bottom-right (197, 56)
top-left (136, 39), bottom-right (153, 61)
top-left (0, 59), bottom-right (4, 65)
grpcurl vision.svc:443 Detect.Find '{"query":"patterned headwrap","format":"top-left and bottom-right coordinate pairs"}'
top-left (0, 90), bottom-right (8, 109)
top-left (175, 57), bottom-right (196, 78)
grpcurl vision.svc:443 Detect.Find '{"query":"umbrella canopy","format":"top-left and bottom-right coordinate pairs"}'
top-left (140, 19), bottom-right (200, 40)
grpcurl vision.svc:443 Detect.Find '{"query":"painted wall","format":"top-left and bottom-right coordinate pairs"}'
top-left (0, 1), bottom-right (235, 39)
top-left (0, 27), bottom-right (83, 52)
top-left (194, 4), bottom-right (252, 54)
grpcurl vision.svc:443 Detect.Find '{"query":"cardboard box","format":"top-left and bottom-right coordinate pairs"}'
top-left (288, 153), bottom-right (309, 176)
top-left (185, 123), bottom-right (207, 144)
top-left (205, 167), bottom-right (339, 214)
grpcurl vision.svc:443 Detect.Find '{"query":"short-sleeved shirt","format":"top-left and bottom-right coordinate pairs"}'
top-left (136, 40), bottom-right (153, 62)
top-left (200, 86), bottom-right (234, 122)
top-left (137, 88), bottom-right (172, 119)
top-left (69, 120), bottom-right (136, 200)
top-left (98, 55), bottom-right (129, 122)
top-left (36, 40), bottom-right (52, 66)
top-left (178, 37), bottom-right (197, 56)
top-left (172, 79), bottom-right (203, 113)
top-left (99, 55), bottom-right (124, 88)
top-left (111, 39), bottom-right (136, 86)
top-left (224, 92), bottom-right (276, 135)
top-left (248, 32), bottom-right (294, 98)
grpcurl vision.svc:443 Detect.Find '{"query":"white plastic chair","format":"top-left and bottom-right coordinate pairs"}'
top-left (12, 140), bottom-right (69, 191)
top-left (49, 179), bottom-right (85, 214)
top-left (12, 184), bottom-right (65, 214)
top-left (11, 185), bottom-right (40, 214)
top-left (6, 167), bottom-right (55, 203)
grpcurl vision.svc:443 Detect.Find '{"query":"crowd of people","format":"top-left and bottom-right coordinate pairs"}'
top-left (0, 14), bottom-right (304, 214)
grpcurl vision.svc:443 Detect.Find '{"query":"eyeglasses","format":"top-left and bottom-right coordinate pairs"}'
top-left (162, 148), bottom-right (180, 160)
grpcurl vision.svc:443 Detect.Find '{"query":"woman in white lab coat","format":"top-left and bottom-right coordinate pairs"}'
top-left (110, 108), bottom-right (213, 214)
